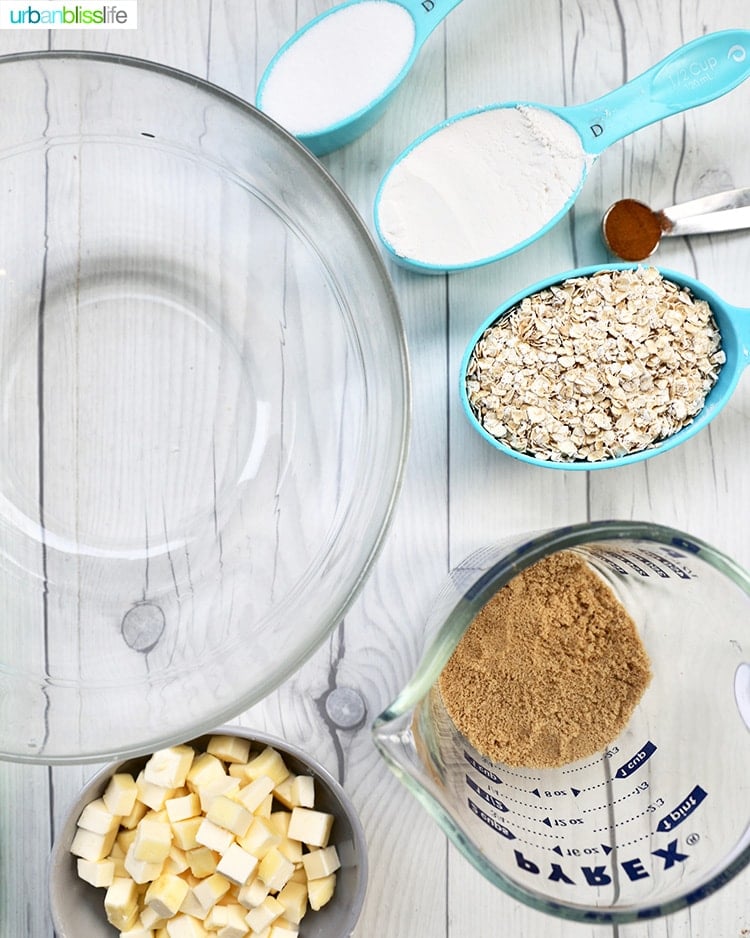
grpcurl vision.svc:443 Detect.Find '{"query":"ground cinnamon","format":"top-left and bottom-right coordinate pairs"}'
top-left (438, 551), bottom-right (652, 768)
top-left (602, 198), bottom-right (666, 261)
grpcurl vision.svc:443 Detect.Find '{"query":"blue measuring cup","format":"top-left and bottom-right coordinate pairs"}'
top-left (375, 30), bottom-right (750, 272)
top-left (256, 0), bottom-right (466, 156)
top-left (459, 264), bottom-right (750, 469)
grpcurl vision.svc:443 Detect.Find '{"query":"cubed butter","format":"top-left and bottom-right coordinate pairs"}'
top-left (120, 798), bottom-right (148, 831)
top-left (206, 734), bottom-right (251, 765)
top-left (272, 778), bottom-right (295, 809)
top-left (237, 817), bottom-right (280, 860)
top-left (171, 817), bottom-right (203, 851)
top-left (77, 797), bottom-right (122, 835)
top-left (70, 826), bottom-right (118, 862)
top-left (257, 847), bottom-right (294, 892)
top-left (269, 922), bottom-right (300, 938)
top-left (76, 857), bottom-right (116, 888)
top-left (287, 807), bottom-right (334, 847)
top-left (186, 753), bottom-right (226, 791)
top-left (145, 872), bottom-right (190, 919)
top-left (136, 771), bottom-right (175, 811)
top-left (214, 903), bottom-right (249, 938)
top-left (165, 912), bottom-right (209, 937)
top-left (191, 872), bottom-right (231, 915)
top-left (233, 776), bottom-right (275, 814)
top-left (307, 873), bottom-right (336, 911)
top-left (216, 842), bottom-right (258, 886)
top-left (290, 776), bottom-right (314, 809)
top-left (244, 747), bottom-right (290, 786)
top-left (165, 792), bottom-right (201, 824)
top-left (144, 745), bottom-right (196, 790)
top-left (104, 876), bottom-right (139, 931)
top-left (237, 874), bottom-right (270, 910)
top-left (140, 904), bottom-right (168, 929)
top-left (133, 818), bottom-right (173, 863)
top-left (244, 895), bottom-right (284, 933)
top-left (102, 773), bottom-right (139, 817)
top-left (124, 841), bottom-right (164, 885)
top-left (195, 818), bottom-right (235, 854)
top-left (301, 845), bottom-right (340, 881)
top-left (206, 795), bottom-right (252, 838)
top-left (275, 881), bottom-right (307, 925)
top-left (254, 794), bottom-right (274, 820)
top-left (163, 845), bottom-right (189, 876)
top-left (186, 846), bottom-right (218, 879)
top-left (197, 776), bottom-right (241, 814)
top-left (118, 924), bottom-right (153, 938)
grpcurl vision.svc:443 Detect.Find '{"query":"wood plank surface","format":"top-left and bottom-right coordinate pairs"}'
top-left (0, 1), bottom-right (749, 936)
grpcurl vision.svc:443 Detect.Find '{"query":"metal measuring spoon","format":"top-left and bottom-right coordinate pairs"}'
top-left (459, 263), bottom-right (750, 470)
top-left (375, 30), bottom-right (750, 272)
top-left (256, 0), bottom-right (466, 156)
top-left (602, 188), bottom-right (750, 260)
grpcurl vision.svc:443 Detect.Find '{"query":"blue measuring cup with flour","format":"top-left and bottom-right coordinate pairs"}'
top-left (256, 0), bottom-right (466, 156)
top-left (374, 30), bottom-right (750, 272)
top-left (372, 520), bottom-right (750, 924)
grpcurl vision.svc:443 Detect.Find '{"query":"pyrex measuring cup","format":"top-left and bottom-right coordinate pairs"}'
top-left (256, 0), bottom-right (466, 156)
top-left (374, 29), bottom-right (750, 271)
top-left (459, 263), bottom-right (750, 470)
top-left (372, 521), bottom-right (750, 923)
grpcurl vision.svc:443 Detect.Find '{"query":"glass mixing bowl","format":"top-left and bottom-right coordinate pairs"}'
top-left (0, 52), bottom-right (409, 763)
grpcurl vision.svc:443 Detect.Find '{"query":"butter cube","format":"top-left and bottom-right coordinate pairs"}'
top-left (244, 748), bottom-right (290, 786)
top-left (307, 873), bottom-right (336, 911)
top-left (302, 845), bottom-right (340, 881)
top-left (163, 845), bottom-right (189, 876)
top-left (244, 895), bottom-right (284, 933)
top-left (119, 925), bottom-right (154, 938)
top-left (197, 776), bottom-right (241, 814)
top-left (269, 922), bottom-right (299, 938)
top-left (287, 807), bottom-right (333, 847)
top-left (186, 846), bottom-right (219, 879)
top-left (257, 847), bottom-right (294, 891)
top-left (291, 776), bottom-right (314, 809)
top-left (195, 818), bottom-right (235, 854)
top-left (124, 842), bottom-right (164, 885)
top-left (76, 857), bottom-right (115, 888)
top-left (104, 876), bottom-right (139, 930)
top-left (145, 872), bottom-right (190, 919)
top-left (165, 792), bottom-right (201, 824)
top-left (206, 796), bottom-right (252, 838)
top-left (192, 872), bottom-right (231, 915)
top-left (178, 887), bottom-right (205, 919)
top-left (136, 771), bottom-right (175, 811)
top-left (214, 904), bottom-right (249, 938)
top-left (216, 842), bottom-right (258, 886)
top-left (165, 913), bottom-right (209, 937)
top-left (171, 817), bottom-right (203, 851)
top-left (144, 745), bottom-right (196, 789)
top-left (276, 881), bottom-right (307, 925)
top-left (134, 818), bottom-right (173, 863)
top-left (186, 753), bottom-right (226, 790)
top-left (254, 794), bottom-right (273, 819)
top-left (272, 778), bottom-right (296, 809)
top-left (269, 813), bottom-right (302, 864)
top-left (78, 798), bottom-right (122, 835)
top-left (237, 817), bottom-right (280, 859)
top-left (234, 776), bottom-right (275, 814)
top-left (140, 904), bottom-right (168, 929)
top-left (206, 734), bottom-right (251, 764)
top-left (117, 829), bottom-right (138, 853)
top-left (70, 826), bottom-right (118, 862)
top-left (102, 773), bottom-right (139, 817)
top-left (237, 875), bottom-right (270, 909)
top-left (121, 798), bottom-right (149, 831)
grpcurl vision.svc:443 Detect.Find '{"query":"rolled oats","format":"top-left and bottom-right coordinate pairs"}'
top-left (465, 267), bottom-right (725, 462)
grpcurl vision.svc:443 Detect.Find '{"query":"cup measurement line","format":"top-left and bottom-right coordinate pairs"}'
top-left (581, 786), bottom-right (646, 812)
top-left (592, 808), bottom-right (654, 832)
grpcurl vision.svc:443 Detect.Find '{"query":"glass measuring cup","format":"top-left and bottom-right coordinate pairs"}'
top-left (374, 29), bottom-right (750, 272)
top-left (372, 521), bottom-right (750, 924)
top-left (459, 263), bottom-right (750, 470)
top-left (256, 0), bottom-right (466, 156)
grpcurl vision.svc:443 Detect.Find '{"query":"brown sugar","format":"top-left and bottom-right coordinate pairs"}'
top-left (438, 551), bottom-right (652, 768)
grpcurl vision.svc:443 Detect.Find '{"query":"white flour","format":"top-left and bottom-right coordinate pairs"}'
top-left (376, 105), bottom-right (590, 267)
top-left (259, 1), bottom-right (416, 135)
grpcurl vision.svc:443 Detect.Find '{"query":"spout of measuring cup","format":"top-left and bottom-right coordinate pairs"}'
top-left (563, 29), bottom-right (750, 154)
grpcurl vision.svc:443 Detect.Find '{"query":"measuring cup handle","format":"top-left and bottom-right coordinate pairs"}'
top-left (731, 303), bottom-right (750, 364)
top-left (397, 0), bottom-right (465, 43)
top-left (565, 30), bottom-right (750, 153)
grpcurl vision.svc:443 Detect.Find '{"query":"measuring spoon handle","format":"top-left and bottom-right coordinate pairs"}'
top-left (564, 30), bottom-right (750, 153)
top-left (397, 0), bottom-right (465, 43)
top-left (662, 187), bottom-right (750, 236)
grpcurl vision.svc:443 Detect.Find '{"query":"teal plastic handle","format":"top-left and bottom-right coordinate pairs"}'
top-left (562, 30), bottom-right (750, 153)
top-left (397, 0), bottom-right (465, 45)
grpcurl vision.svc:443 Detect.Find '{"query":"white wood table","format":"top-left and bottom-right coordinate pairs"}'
top-left (1, 1), bottom-right (750, 935)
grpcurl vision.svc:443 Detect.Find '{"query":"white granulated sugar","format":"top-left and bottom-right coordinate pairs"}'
top-left (260, 1), bottom-right (416, 135)
top-left (376, 105), bottom-right (589, 267)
